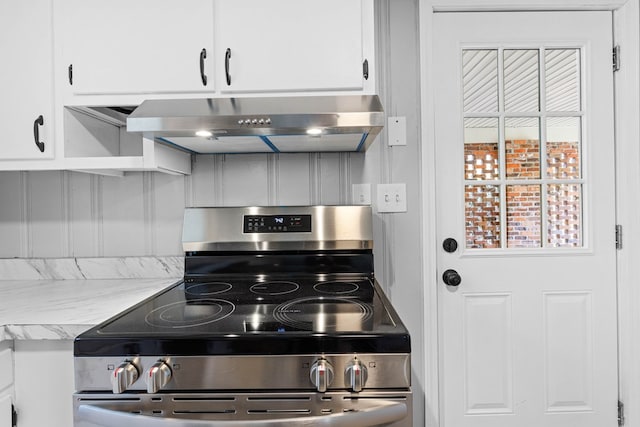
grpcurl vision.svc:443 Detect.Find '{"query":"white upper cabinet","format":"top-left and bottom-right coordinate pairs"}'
top-left (59, 0), bottom-right (215, 97)
top-left (58, 0), bottom-right (374, 98)
top-left (215, 0), bottom-right (373, 94)
top-left (0, 0), bottom-right (55, 160)
top-left (0, 0), bottom-right (376, 173)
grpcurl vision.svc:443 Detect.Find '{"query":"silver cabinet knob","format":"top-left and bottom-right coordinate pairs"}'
top-left (310, 359), bottom-right (334, 393)
top-left (345, 358), bottom-right (368, 392)
top-left (145, 360), bottom-right (172, 393)
top-left (111, 361), bottom-right (139, 394)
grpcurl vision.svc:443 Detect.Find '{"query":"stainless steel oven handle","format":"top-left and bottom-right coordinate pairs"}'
top-left (77, 400), bottom-right (407, 427)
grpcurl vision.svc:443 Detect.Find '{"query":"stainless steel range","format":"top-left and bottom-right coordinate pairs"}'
top-left (73, 206), bottom-right (412, 427)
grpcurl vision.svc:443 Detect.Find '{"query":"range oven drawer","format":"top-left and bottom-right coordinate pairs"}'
top-left (74, 390), bottom-right (412, 427)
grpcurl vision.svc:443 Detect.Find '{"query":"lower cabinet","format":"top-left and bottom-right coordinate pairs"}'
top-left (0, 395), bottom-right (11, 427)
top-left (0, 343), bottom-right (14, 427)
top-left (13, 340), bottom-right (74, 427)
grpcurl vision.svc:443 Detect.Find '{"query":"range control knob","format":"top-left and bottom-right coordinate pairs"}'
top-left (310, 359), bottom-right (334, 393)
top-left (146, 360), bottom-right (172, 393)
top-left (345, 358), bottom-right (368, 392)
top-left (111, 361), bottom-right (139, 394)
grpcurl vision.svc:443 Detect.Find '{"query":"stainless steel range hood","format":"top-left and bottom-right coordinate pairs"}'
top-left (126, 95), bottom-right (384, 154)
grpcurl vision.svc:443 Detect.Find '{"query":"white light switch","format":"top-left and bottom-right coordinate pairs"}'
top-left (388, 116), bottom-right (407, 146)
top-left (377, 183), bottom-right (407, 213)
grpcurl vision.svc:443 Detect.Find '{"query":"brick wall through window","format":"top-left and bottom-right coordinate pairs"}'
top-left (464, 140), bottom-right (580, 248)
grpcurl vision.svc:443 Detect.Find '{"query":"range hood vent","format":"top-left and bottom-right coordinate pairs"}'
top-left (125, 95), bottom-right (384, 154)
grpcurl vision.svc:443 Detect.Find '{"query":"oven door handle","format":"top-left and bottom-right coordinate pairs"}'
top-left (77, 400), bottom-right (407, 427)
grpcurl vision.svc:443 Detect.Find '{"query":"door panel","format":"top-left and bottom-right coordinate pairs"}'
top-left (433, 11), bottom-right (617, 427)
top-left (543, 292), bottom-right (593, 411)
top-left (463, 293), bottom-right (513, 414)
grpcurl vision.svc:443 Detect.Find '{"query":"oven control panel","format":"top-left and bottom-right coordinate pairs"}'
top-left (75, 353), bottom-right (411, 393)
top-left (244, 214), bottom-right (312, 233)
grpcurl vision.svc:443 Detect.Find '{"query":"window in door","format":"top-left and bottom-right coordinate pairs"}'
top-left (463, 47), bottom-right (583, 249)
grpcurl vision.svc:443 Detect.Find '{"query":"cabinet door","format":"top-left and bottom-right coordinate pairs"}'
top-left (216, 0), bottom-right (366, 93)
top-left (0, 0), bottom-right (55, 160)
top-left (0, 347), bottom-right (13, 427)
top-left (14, 340), bottom-right (74, 427)
top-left (0, 395), bottom-right (11, 427)
top-left (61, 0), bottom-right (214, 95)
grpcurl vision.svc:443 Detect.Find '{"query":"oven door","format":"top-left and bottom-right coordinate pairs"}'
top-left (74, 390), bottom-right (412, 427)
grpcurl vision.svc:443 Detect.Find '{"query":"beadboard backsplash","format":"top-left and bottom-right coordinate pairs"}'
top-left (0, 152), bottom-right (363, 258)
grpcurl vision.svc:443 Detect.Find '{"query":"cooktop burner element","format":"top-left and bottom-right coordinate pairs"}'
top-left (250, 281), bottom-right (300, 295)
top-left (273, 296), bottom-right (373, 331)
top-left (313, 281), bottom-right (360, 295)
top-left (144, 298), bottom-right (235, 328)
top-left (184, 281), bottom-right (232, 296)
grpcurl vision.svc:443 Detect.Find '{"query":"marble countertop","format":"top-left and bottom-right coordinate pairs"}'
top-left (0, 278), bottom-right (179, 341)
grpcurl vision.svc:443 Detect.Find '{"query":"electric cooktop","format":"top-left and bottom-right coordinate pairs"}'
top-left (74, 275), bottom-right (410, 357)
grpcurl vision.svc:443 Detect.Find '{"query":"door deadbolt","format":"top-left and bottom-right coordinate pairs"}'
top-left (443, 238), bottom-right (458, 253)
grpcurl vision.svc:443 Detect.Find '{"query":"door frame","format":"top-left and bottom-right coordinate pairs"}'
top-left (418, 1), bottom-right (639, 426)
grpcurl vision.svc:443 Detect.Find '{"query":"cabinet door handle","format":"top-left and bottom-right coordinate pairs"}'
top-left (363, 59), bottom-right (369, 80)
top-left (225, 48), bottom-right (232, 85)
top-left (68, 64), bottom-right (73, 85)
top-left (33, 115), bottom-right (45, 153)
top-left (199, 48), bottom-right (208, 86)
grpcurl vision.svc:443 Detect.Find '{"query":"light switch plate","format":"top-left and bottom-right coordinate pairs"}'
top-left (377, 183), bottom-right (407, 213)
top-left (352, 183), bottom-right (371, 205)
top-left (388, 116), bottom-right (407, 146)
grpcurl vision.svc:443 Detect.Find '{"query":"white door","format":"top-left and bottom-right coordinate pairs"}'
top-left (433, 11), bottom-right (618, 427)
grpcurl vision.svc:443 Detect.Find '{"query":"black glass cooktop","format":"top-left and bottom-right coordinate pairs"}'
top-left (74, 275), bottom-right (411, 357)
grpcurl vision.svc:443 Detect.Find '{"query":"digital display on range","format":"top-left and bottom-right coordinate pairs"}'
top-left (243, 214), bottom-right (312, 233)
